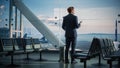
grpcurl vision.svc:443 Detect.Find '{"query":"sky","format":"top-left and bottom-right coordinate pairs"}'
top-left (23, 0), bottom-right (120, 17)
top-left (22, 0), bottom-right (120, 34)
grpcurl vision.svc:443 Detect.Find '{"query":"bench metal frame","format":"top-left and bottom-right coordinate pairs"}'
top-left (74, 38), bottom-right (101, 68)
top-left (99, 38), bottom-right (118, 68)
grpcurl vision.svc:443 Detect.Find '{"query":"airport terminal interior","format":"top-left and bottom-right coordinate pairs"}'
top-left (0, 0), bottom-right (120, 68)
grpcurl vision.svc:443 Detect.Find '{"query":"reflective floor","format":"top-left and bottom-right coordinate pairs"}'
top-left (0, 52), bottom-right (119, 68)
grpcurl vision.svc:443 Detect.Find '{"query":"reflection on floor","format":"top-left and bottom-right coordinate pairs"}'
top-left (0, 52), bottom-right (119, 68)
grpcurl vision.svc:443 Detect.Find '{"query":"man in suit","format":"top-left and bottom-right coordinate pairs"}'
top-left (62, 6), bottom-right (81, 64)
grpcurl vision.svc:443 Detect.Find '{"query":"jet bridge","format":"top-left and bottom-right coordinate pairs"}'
top-left (13, 0), bottom-right (65, 48)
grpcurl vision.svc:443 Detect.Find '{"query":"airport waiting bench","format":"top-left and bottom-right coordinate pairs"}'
top-left (0, 38), bottom-right (8, 57)
top-left (99, 38), bottom-right (120, 68)
top-left (0, 38), bottom-right (35, 67)
top-left (0, 38), bottom-right (18, 66)
top-left (1, 38), bottom-right (64, 65)
top-left (73, 38), bottom-right (101, 68)
top-left (29, 38), bottom-right (45, 61)
top-left (30, 38), bottom-right (64, 61)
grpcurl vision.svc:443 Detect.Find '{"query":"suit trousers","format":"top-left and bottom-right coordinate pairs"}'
top-left (65, 37), bottom-right (76, 62)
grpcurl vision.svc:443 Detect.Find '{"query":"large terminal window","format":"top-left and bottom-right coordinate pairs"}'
top-left (22, 0), bottom-right (120, 50)
top-left (0, 0), bottom-right (120, 50)
top-left (24, 0), bottom-right (120, 49)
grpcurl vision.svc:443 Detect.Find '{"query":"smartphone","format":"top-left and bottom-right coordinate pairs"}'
top-left (79, 21), bottom-right (82, 24)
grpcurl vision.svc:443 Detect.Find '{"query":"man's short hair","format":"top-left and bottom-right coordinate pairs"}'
top-left (67, 6), bottom-right (74, 13)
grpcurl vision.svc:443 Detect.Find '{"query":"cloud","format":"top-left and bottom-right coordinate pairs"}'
top-left (37, 14), bottom-right (59, 21)
top-left (77, 7), bottom-right (118, 20)
top-left (47, 17), bottom-right (58, 21)
top-left (37, 15), bottom-right (49, 20)
top-left (0, 5), bottom-right (5, 9)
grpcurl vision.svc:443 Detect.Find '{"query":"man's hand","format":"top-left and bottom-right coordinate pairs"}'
top-left (79, 21), bottom-right (82, 23)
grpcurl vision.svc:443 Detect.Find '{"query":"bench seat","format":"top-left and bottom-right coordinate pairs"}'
top-left (74, 38), bottom-right (100, 68)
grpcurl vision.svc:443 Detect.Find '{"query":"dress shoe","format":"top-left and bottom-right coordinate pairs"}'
top-left (65, 60), bottom-right (69, 64)
top-left (71, 60), bottom-right (77, 64)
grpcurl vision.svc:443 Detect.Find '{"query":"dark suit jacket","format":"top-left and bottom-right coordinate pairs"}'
top-left (62, 14), bottom-right (80, 38)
